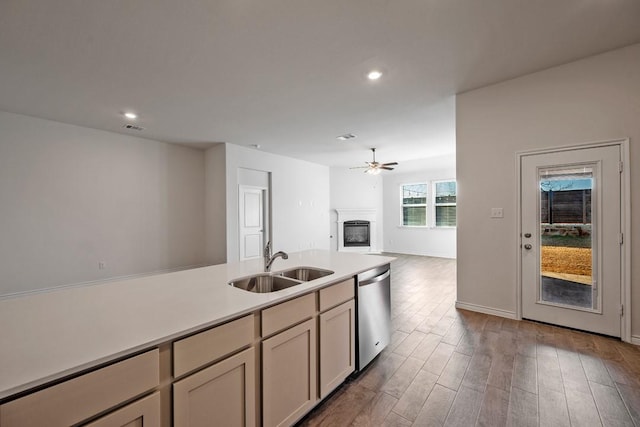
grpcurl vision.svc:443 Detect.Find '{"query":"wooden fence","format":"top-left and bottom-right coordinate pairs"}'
top-left (540, 189), bottom-right (591, 224)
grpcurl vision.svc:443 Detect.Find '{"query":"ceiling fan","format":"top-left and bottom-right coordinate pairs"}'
top-left (350, 148), bottom-right (398, 175)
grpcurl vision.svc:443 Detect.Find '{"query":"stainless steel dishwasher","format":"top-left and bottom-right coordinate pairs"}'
top-left (356, 263), bottom-right (391, 370)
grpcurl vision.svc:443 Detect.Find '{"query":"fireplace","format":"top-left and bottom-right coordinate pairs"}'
top-left (343, 221), bottom-right (370, 247)
top-left (336, 208), bottom-right (378, 253)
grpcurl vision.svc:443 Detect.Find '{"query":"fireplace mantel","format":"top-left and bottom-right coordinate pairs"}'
top-left (336, 209), bottom-right (378, 253)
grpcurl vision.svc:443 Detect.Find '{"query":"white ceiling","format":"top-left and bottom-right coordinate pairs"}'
top-left (1, 1), bottom-right (640, 169)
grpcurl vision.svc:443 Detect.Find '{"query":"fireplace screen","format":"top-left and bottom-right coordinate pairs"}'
top-left (344, 220), bottom-right (370, 247)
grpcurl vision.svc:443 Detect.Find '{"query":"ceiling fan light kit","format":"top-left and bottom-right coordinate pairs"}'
top-left (350, 148), bottom-right (398, 174)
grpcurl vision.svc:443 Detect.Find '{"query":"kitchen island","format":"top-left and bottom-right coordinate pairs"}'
top-left (0, 249), bottom-right (394, 426)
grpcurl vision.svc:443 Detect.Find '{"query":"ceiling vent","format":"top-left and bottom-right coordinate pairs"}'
top-left (336, 133), bottom-right (357, 141)
top-left (123, 124), bottom-right (145, 131)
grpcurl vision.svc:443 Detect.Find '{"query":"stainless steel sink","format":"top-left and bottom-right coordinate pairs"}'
top-left (228, 274), bottom-right (301, 293)
top-left (228, 267), bottom-right (334, 293)
top-left (279, 267), bottom-right (334, 281)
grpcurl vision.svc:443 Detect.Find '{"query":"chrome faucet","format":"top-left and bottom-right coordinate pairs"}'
top-left (264, 241), bottom-right (288, 272)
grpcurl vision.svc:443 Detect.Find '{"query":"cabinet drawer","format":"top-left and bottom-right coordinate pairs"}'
top-left (84, 391), bottom-right (160, 427)
top-left (173, 314), bottom-right (254, 378)
top-left (319, 278), bottom-right (355, 312)
top-left (262, 293), bottom-right (315, 337)
top-left (0, 349), bottom-right (159, 427)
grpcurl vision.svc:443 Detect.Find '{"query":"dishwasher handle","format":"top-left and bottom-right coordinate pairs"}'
top-left (358, 269), bottom-right (390, 287)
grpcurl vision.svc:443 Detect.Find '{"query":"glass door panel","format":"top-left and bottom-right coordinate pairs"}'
top-left (538, 165), bottom-right (596, 310)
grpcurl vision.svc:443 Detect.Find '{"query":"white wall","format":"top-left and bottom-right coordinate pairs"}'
top-left (204, 144), bottom-right (227, 265)
top-left (329, 167), bottom-right (383, 251)
top-left (222, 144), bottom-right (330, 262)
top-left (0, 111), bottom-right (206, 296)
top-left (382, 155), bottom-right (457, 258)
top-left (456, 44), bottom-right (640, 335)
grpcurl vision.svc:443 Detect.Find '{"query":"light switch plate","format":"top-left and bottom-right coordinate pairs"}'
top-left (491, 208), bottom-right (504, 218)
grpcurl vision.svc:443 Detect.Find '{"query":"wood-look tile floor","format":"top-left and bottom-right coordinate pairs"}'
top-left (298, 254), bottom-right (640, 427)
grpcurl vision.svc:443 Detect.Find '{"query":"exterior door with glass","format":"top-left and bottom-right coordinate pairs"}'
top-left (520, 145), bottom-right (622, 337)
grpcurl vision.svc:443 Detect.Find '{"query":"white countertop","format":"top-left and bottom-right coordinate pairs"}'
top-left (0, 250), bottom-right (394, 400)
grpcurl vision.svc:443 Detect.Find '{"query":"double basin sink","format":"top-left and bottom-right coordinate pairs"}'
top-left (229, 267), bottom-right (334, 293)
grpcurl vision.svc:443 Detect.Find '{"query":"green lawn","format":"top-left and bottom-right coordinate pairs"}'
top-left (541, 235), bottom-right (591, 248)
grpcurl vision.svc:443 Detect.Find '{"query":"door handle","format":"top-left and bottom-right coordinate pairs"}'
top-left (524, 233), bottom-right (532, 238)
top-left (524, 244), bottom-right (532, 250)
top-left (359, 270), bottom-right (391, 286)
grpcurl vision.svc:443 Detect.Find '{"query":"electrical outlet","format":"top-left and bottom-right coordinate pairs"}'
top-left (98, 262), bottom-right (106, 270)
top-left (490, 208), bottom-right (504, 218)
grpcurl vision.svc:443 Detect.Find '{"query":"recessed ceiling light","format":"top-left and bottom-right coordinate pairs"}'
top-left (336, 133), bottom-right (357, 141)
top-left (367, 70), bottom-right (383, 80)
top-left (124, 112), bottom-right (137, 119)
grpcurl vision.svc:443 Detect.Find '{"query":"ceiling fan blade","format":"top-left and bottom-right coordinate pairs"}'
top-left (355, 149), bottom-right (396, 174)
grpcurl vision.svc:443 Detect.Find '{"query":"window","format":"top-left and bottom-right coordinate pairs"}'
top-left (401, 183), bottom-right (427, 226)
top-left (434, 181), bottom-right (457, 227)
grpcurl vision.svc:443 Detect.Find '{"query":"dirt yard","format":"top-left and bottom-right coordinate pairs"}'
top-left (541, 246), bottom-right (592, 284)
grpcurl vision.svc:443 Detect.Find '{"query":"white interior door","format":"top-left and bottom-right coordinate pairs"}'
top-left (520, 145), bottom-right (622, 337)
top-left (239, 186), bottom-right (265, 260)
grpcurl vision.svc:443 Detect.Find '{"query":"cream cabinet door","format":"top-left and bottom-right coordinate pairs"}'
top-left (262, 318), bottom-right (317, 427)
top-left (319, 300), bottom-right (355, 398)
top-left (173, 347), bottom-right (256, 427)
top-left (84, 392), bottom-right (160, 427)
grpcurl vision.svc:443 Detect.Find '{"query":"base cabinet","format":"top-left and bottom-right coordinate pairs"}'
top-left (262, 318), bottom-right (317, 427)
top-left (0, 350), bottom-right (159, 427)
top-left (0, 276), bottom-right (367, 427)
top-left (173, 347), bottom-right (256, 427)
top-left (319, 300), bottom-right (355, 398)
top-left (85, 392), bottom-right (161, 427)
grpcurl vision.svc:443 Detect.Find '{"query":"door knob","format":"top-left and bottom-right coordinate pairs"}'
top-left (524, 233), bottom-right (532, 238)
top-left (524, 244), bottom-right (532, 250)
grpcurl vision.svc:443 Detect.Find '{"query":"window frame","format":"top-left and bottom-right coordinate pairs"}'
top-left (399, 182), bottom-right (429, 227)
top-left (432, 179), bottom-right (457, 228)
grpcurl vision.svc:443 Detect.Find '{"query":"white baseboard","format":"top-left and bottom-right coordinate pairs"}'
top-left (631, 335), bottom-right (640, 346)
top-left (382, 250), bottom-right (456, 260)
top-left (455, 301), bottom-right (518, 320)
